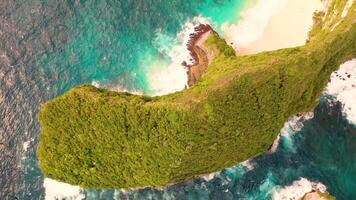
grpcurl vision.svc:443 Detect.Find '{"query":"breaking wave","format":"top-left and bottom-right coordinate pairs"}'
top-left (272, 178), bottom-right (327, 200)
top-left (325, 59), bottom-right (356, 124)
top-left (43, 178), bottom-right (84, 200)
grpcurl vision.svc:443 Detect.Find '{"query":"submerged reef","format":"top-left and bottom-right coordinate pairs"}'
top-left (37, 1), bottom-right (356, 189)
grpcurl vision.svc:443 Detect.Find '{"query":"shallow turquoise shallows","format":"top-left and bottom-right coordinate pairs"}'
top-left (1, 0), bottom-right (355, 199)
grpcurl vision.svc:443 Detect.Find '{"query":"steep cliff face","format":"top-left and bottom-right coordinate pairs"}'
top-left (37, 1), bottom-right (356, 189)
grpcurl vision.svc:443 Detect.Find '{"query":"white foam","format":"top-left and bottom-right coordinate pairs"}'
top-left (146, 16), bottom-right (211, 96)
top-left (269, 134), bottom-right (281, 153)
top-left (43, 178), bottom-right (85, 200)
top-left (325, 59), bottom-right (356, 124)
top-left (91, 17), bottom-right (210, 96)
top-left (91, 80), bottom-right (143, 95)
top-left (108, 84), bottom-right (144, 96)
top-left (91, 80), bottom-right (100, 88)
top-left (272, 178), bottom-right (327, 200)
top-left (341, 0), bottom-right (354, 18)
top-left (23, 141), bottom-right (30, 152)
top-left (21, 137), bottom-right (35, 160)
top-left (282, 113), bottom-right (314, 137)
top-left (21, 140), bottom-right (31, 161)
top-left (113, 189), bottom-right (128, 200)
top-left (221, 0), bottom-right (286, 52)
top-left (201, 172), bottom-right (217, 181)
top-left (113, 190), bottom-right (121, 200)
top-left (269, 112), bottom-right (314, 153)
top-left (240, 159), bottom-right (255, 171)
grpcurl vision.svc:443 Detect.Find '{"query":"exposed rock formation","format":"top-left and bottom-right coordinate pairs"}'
top-left (183, 24), bottom-right (216, 86)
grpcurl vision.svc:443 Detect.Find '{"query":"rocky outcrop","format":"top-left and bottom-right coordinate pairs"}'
top-left (183, 24), bottom-right (216, 87)
top-left (301, 191), bottom-right (336, 200)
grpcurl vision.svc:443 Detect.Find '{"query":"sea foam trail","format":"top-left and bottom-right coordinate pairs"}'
top-left (136, 0), bottom-right (307, 95)
top-left (325, 59), bottom-right (356, 124)
top-left (92, 0), bottom-right (323, 95)
top-left (43, 178), bottom-right (84, 200)
top-left (269, 112), bottom-right (314, 153)
top-left (146, 17), bottom-right (211, 96)
top-left (91, 17), bottom-right (211, 96)
top-left (91, 80), bottom-right (144, 95)
top-left (272, 178), bottom-right (327, 200)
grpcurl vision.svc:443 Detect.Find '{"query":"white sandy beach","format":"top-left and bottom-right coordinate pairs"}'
top-left (243, 0), bottom-right (324, 54)
top-left (222, 0), bottom-right (325, 55)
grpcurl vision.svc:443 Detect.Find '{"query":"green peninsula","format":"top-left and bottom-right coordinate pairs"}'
top-left (37, 1), bottom-right (356, 189)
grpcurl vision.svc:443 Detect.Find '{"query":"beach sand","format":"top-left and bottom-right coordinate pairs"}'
top-left (240, 0), bottom-right (324, 55)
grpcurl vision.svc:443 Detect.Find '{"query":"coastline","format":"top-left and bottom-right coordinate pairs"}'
top-left (220, 0), bottom-right (325, 55)
top-left (184, 24), bottom-right (216, 86)
top-left (184, 0), bottom-right (325, 76)
top-left (239, 0), bottom-right (324, 55)
top-left (37, 0), bottom-right (356, 195)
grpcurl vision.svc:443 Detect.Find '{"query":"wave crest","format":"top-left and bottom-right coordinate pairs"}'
top-left (272, 178), bottom-right (327, 200)
top-left (326, 59), bottom-right (356, 124)
top-left (146, 16), bottom-right (211, 96)
top-left (43, 178), bottom-right (84, 200)
top-left (269, 112), bottom-right (314, 153)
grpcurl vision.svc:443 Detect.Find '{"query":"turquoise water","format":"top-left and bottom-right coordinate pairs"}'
top-left (0, 0), bottom-right (355, 199)
top-left (37, 0), bottom-right (245, 96)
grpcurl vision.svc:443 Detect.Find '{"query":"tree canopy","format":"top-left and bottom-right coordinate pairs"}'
top-left (37, 1), bottom-right (356, 189)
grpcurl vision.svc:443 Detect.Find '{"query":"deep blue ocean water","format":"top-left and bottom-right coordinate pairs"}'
top-left (0, 0), bottom-right (355, 199)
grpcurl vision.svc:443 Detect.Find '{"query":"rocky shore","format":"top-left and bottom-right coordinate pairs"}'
top-left (183, 24), bottom-right (216, 86)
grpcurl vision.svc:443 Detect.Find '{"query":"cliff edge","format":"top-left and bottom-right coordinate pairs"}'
top-left (37, 0), bottom-right (356, 189)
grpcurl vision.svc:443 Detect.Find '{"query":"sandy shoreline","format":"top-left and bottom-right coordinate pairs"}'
top-left (184, 0), bottom-right (326, 87)
top-left (224, 0), bottom-right (325, 55)
top-left (241, 0), bottom-right (324, 55)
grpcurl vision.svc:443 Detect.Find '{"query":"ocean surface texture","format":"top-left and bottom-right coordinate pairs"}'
top-left (0, 0), bottom-right (355, 199)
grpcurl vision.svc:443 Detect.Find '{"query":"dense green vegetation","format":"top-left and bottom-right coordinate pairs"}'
top-left (37, 1), bottom-right (356, 189)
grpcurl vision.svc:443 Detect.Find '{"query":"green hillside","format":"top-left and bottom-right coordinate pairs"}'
top-left (37, 1), bottom-right (356, 189)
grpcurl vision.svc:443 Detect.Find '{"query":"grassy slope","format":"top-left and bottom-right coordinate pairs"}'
top-left (37, 1), bottom-right (356, 189)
